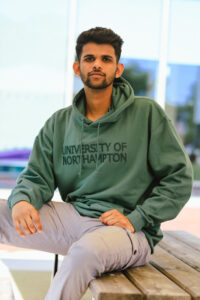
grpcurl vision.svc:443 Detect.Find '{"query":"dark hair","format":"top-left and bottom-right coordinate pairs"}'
top-left (76, 27), bottom-right (124, 62)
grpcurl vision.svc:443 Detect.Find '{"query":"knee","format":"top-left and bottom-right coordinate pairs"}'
top-left (68, 240), bottom-right (100, 263)
top-left (67, 240), bottom-right (106, 275)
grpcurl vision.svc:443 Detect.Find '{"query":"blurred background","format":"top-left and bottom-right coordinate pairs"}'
top-left (0, 0), bottom-right (200, 299)
top-left (0, 0), bottom-right (200, 190)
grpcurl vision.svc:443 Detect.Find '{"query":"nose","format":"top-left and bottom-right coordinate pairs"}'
top-left (93, 59), bottom-right (102, 70)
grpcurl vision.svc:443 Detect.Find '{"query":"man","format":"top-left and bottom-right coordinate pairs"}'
top-left (0, 27), bottom-right (193, 300)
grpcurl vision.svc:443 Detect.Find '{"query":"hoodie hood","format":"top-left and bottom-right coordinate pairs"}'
top-left (72, 76), bottom-right (135, 127)
top-left (71, 76), bottom-right (135, 175)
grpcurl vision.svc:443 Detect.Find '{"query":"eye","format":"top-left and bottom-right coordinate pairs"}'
top-left (103, 56), bottom-right (112, 62)
top-left (85, 57), bottom-right (94, 62)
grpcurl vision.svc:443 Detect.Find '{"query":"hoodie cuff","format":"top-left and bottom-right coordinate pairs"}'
top-left (126, 209), bottom-right (146, 232)
top-left (7, 194), bottom-right (31, 214)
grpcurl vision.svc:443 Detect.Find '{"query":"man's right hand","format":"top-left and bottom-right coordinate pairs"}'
top-left (12, 201), bottom-right (43, 237)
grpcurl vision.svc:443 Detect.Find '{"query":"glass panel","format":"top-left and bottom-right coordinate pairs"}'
top-left (0, 0), bottom-right (69, 188)
top-left (121, 59), bottom-right (158, 98)
top-left (166, 0), bottom-right (200, 192)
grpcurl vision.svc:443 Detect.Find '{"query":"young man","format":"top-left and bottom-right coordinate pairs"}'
top-left (0, 27), bottom-right (193, 300)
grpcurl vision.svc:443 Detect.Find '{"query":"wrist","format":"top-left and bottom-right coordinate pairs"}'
top-left (128, 224), bottom-right (135, 233)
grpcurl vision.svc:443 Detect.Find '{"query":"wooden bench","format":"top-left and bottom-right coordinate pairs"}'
top-left (89, 231), bottom-right (200, 300)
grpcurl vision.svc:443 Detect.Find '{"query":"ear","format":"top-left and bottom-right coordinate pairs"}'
top-left (73, 61), bottom-right (80, 77)
top-left (115, 63), bottom-right (124, 78)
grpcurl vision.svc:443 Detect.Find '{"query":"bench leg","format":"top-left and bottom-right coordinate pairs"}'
top-left (52, 254), bottom-right (59, 280)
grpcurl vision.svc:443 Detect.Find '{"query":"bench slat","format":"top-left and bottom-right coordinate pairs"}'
top-left (89, 271), bottom-right (142, 300)
top-left (164, 231), bottom-right (200, 252)
top-left (124, 263), bottom-right (191, 300)
top-left (150, 246), bottom-right (200, 299)
top-left (159, 234), bottom-right (200, 272)
top-left (89, 231), bottom-right (200, 299)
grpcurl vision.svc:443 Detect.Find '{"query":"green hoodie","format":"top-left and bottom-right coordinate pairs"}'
top-left (8, 77), bottom-right (193, 253)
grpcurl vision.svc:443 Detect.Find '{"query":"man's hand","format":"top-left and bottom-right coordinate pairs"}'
top-left (99, 209), bottom-right (135, 233)
top-left (12, 201), bottom-right (43, 237)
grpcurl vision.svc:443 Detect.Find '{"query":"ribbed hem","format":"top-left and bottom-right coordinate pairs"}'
top-left (126, 209), bottom-right (146, 232)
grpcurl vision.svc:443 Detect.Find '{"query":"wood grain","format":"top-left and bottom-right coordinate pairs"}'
top-left (151, 246), bottom-right (200, 299)
top-left (124, 263), bottom-right (190, 300)
top-left (90, 271), bottom-right (142, 300)
top-left (164, 231), bottom-right (200, 252)
top-left (159, 234), bottom-right (200, 272)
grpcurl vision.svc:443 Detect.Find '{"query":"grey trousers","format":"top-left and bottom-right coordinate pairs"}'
top-left (0, 199), bottom-right (151, 300)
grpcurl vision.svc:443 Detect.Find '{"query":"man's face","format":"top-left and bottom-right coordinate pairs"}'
top-left (73, 43), bottom-right (123, 90)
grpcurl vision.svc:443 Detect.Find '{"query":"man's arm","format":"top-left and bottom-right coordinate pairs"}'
top-left (8, 115), bottom-right (57, 235)
top-left (126, 117), bottom-right (193, 232)
top-left (100, 117), bottom-right (193, 233)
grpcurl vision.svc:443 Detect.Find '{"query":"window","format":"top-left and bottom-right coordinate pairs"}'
top-left (165, 0), bottom-right (200, 184)
top-left (0, 0), bottom-right (69, 188)
top-left (1, 0), bottom-right (199, 192)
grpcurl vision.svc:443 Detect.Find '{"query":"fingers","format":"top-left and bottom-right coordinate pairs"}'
top-left (100, 209), bottom-right (116, 219)
top-left (100, 216), bottom-right (118, 226)
top-left (99, 209), bottom-right (121, 224)
top-left (26, 216), bottom-right (37, 234)
top-left (13, 216), bottom-right (39, 237)
top-left (20, 218), bottom-right (33, 235)
top-left (99, 209), bottom-right (135, 232)
top-left (31, 210), bottom-right (43, 233)
top-left (12, 202), bottom-right (43, 237)
top-left (14, 220), bottom-right (26, 238)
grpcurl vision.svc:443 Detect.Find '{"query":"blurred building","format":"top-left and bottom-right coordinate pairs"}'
top-left (0, 0), bottom-right (200, 189)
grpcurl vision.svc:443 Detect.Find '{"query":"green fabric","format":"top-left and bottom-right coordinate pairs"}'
top-left (8, 77), bottom-right (193, 253)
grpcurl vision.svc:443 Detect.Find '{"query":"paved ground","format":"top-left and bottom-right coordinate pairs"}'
top-left (161, 206), bottom-right (200, 237)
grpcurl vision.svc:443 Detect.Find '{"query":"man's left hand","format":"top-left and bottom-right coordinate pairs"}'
top-left (99, 209), bottom-right (135, 233)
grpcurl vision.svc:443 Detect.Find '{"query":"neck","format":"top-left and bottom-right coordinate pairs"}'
top-left (84, 84), bottom-right (113, 121)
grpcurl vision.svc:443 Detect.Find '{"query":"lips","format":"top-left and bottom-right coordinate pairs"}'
top-left (89, 72), bottom-right (105, 77)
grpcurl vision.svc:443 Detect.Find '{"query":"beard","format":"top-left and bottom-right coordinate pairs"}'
top-left (79, 69), bottom-right (117, 90)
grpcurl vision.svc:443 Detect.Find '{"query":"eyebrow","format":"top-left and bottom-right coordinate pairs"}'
top-left (102, 55), bottom-right (113, 60)
top-left (83, 54), bottom-right (114, 60)
top-left (83, 54), bottom-right (94, 58)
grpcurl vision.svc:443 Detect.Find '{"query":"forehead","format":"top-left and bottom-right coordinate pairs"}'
top-left (81, 42), bottom-right (116, 58)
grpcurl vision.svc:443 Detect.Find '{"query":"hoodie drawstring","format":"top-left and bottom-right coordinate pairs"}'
top-left (96, 122), bottom-right (101, 170)
top-left (79, 121), bottom-right (101, 177)
top-left (79, 119), bottom-right (84, 177)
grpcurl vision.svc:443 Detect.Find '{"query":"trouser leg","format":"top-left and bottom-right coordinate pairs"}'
top-left (0, 199), bottom-right (151, 300)
top-left (46, 225), bottom-right (151, 300)
top-left (0, 199), bottom-right (79, 255)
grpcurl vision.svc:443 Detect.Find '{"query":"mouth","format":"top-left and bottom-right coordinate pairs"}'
top-left (89, 72), bottom-right (105, 77)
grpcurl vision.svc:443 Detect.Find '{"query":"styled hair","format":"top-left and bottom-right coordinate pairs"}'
top-left (75, 27), bottom-right (124, 62)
